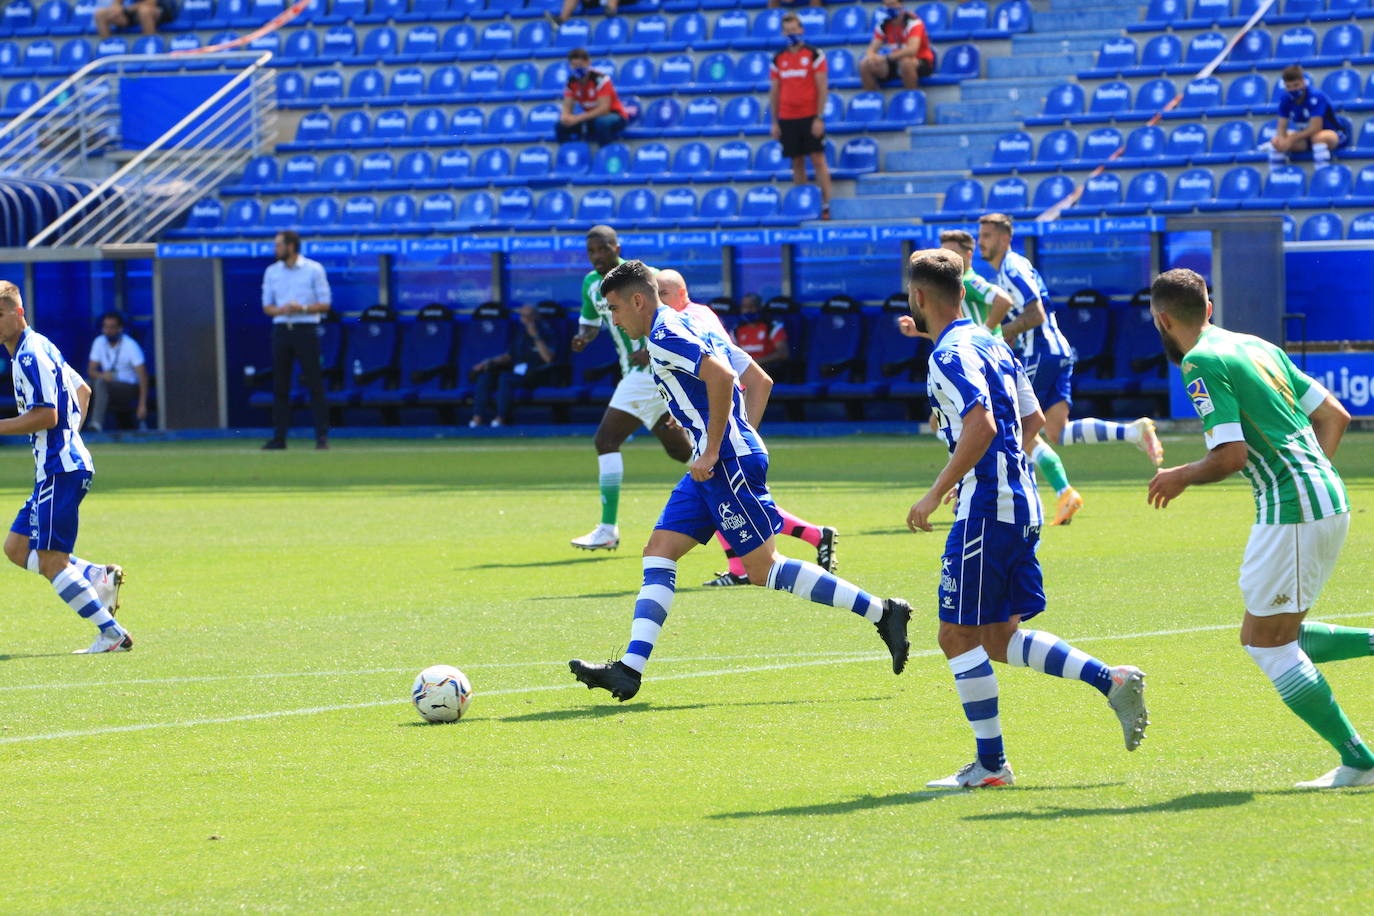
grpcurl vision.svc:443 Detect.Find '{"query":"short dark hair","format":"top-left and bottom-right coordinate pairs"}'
top-left (781, 11), bottom-right (801, 24)
top-left (1281, 63), bottom-right (1304, 82)
top-left (0, 280), bottom-right (20, 311)
top-left (599, 259), bottom-right (657, 303)
top-left (100, 310), bottom-right (125, 327)
top-left (568, 47), bottom-right (590, 62)
top-left (978, 213), bottom-right (1013, 235)
top-left (1150, 268), bottom-right (1209, 323)
top-left (907, 248), bottom-right (964, 301)
top-left (939, 229), bottom-right (974, 248)
top-left (278, 230), bottom-right (301, 252)
top-left (586, 224), bottom-right (618, 246)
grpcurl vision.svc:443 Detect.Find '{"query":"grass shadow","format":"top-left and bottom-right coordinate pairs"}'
top-left (527, 590), bottom-right (640, 602)
top-left (961, 790), bottom-right (1254, 822)
top-left (0, 651), bottom-right (85, 662)
top-left (469, 556), bottom-right (626, 570)
top-left (712, 783), bottom-right (1123, 820)
top-left (498, 695), bottom-right (893, 724)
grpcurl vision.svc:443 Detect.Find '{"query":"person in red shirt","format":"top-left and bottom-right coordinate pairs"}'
top-left (860, 0), bottom-right (936, 90)
top-left (770, 12), bottom-right (833, 219)
top-left (557, 47), bottom-right (629, 146)
top-left (732, 294), bottom-right (790, 370)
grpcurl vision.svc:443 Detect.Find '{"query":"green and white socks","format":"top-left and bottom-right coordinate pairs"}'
top-left (1246, 638), bottom-right (1374, 771)
top-left (598, 452), bottom-right (623, 527)
top-left (1030, 440), bottom-right (1071, 497)
top-left (1300, 621), bottom-right (1374, 663)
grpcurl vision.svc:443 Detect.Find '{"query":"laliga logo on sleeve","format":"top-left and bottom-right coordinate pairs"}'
top-left (1187, 377), bottom-right (1214, 416)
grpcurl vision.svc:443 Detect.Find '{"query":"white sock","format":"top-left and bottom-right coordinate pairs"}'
top-left (25, 549), bottom-right (39, 574)
top-left (1244, 641), bottom-right (1303, 683)
top-left (1313, 142), bottom-right (1331, 167)
top-left (1259, 141), bottom-right (1285, 167)
top-left (1060, 419), bottom-right (1136, 445)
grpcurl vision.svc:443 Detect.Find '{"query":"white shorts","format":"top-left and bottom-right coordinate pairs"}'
top-left (607, 370), bottom-right (666, 430)
top-left (1239, 512), bottom-right (1350, 616)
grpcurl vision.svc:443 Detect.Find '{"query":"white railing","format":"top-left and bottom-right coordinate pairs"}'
top-left (0, 51), bottom-right (275, 248)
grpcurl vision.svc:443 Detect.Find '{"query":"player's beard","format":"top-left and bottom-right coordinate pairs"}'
top-left (910, 307), bottom-right (929, 334)
top-left (1157, 326), bottom-right (1186, 365)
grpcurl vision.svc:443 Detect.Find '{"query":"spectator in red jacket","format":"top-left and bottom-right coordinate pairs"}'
top-left (557, 47), bottom-right (629, 146)
top-left (732, 295), bottom-right (790, 370)
top-left (860, 0), bottom-right (936, 91)
top-left (770, 12), bottom-right (832, 219)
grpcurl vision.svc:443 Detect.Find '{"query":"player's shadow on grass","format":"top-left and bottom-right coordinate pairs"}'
top-left (856, 523), bottom-right (952, 536)
top-left (496, 696), bottom-right (893, 724)
top-left (711, 783), bottom-right (1121, 819)
top-left (528, 590), bottom-right (640, 601)
top-left (469, 556), bottom-right (625, 570)
top-left (0, 651), bottom-right (83, 662)
top-left (961, 790), bottom-right (1254, 822)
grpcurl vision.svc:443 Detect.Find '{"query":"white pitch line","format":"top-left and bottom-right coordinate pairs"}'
top-left (4, 612), bottom-right (1371, 746)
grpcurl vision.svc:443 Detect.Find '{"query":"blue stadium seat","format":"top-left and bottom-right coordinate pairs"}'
top-left (697, 187), bottom-right (740, 225)
top-left (409, 108), bottom-right (446, 142)
top-left (794, 6), bottom-right (827, 39)
top-left (735, 185), bottom-right (780, 226)
top-left (404, 25), bottom-right (442, 61)
top-left (221, 198), bottom-right (262, 234)
top-left (576, 188), bottom-right (615, 224)
top-left (1355, 118), bottom-right (1374, 153)
top-left (184, 198), bottom-right (223, 230)
top-left (635, 97), bottom-right (681, 133)
top-left (1315, 24), bottom-right (1362, 66)
top-left (1139, 34), bottom-right (1182, 71)
top-left (586, 143), bottom-right (631, 184)
top-left (936, 178), bottom-right (985, 220)
top-left (933, 44), bottom-right (979, 83)
top-left (417, 192), bottom-right (457, 227)
top-left (696, 52), bottom-right (734, 91)
top-left (1072, 173), bottom-right (1122, 212)
top-left (995, 0), bottom-right (1033, 33)
top-left (1080, 127), bottom-right (1123, 163)
top-left (1037, 129), bottom-right (1079, 165)
top-left (2, 79), bottom-right (41, 114)
top-left (1293, 164), bottom-right (1351, 207)
top-left (35, 0), bottom-right (71, 32)
top-left (327, 307), bottom-right (400, 408)
top-left (670, 11), bottom-right (707, 46)
top-left (96, 37), bottom-right (127, 57)
top-left (513, 19), bottom-right (553, 55)
top-left (1154, 168), bottom-right (1215, 213)
top-left (629, 14), bottom-right (671, 51)
top-left (473, 148), bottom-right (511, 182)
top-left (1184, 31), bottom-right (1226, 67)
top-left (712, 140), bottom-right (752, 177)
top-left (1113, 304), bottom-right (1168, 396)
top-left (398, 305), bottom-right (458, 404)
top-left (1275, 27), bottom-right (1317, 62)
top-left (436, 149), bottom-right (472, 182)
top-left (389, 67), bottom-right (426, 98)
top-left (657, 54), bottom-right (696, 88)
top-left (916, 2), bottom-right (951, 35)
top-left (1166, 123), bottom-right (1209, 160)
top-left (2, 0), bottom-right (36, 32)
top-left (304, 197), bottom-right (339, 230)
top-left (1142, 0), bottom-right (1185, 24)
top-left (666, 141), bottom-right (710, 181)
top-left (1321, 68), bottom-right (1361, 104)
top-left (1180, 77), bottom-right (1223, 112)
top-left (442, 24), bottom-right (476, 57)
top-left (774, 295), bottom-right (866, 401)
top-left (397, 150), bottom-right (434, 187)
top-left (842, 91), bottom-right (885, 128)
top-left (358, 151), bottom-right (395, 184)
top-left (1041, 83), bottom-right (1084, 118)
top-left (281, 154), bottom-right (319, 187)
top-left (1348, 211), bottom-right (1374, 239)
top-left (991, 130), bottom-right (1034, 167)
top-left (951, 0), bottom-right (989, 35)
top-left (424, 66), bottom-right (462, 101)
top-left (57, 37), bottom-right (91, 70)
top-left (616, 187), bottom-right (656, 225)
top-left (649, 187), bottom-right (697, 227)
top-left (673, 96), bottom-right (721, 136)
top-left (1133, 79), bottom-right (1175, 116)
top-left (1032, 174), bottom-right (1074, 212)
top-left (1239, 164), bottom-right (1305, 209)
top-left (337, 195), bottom-right (377, 229)
top-left (1350, 164), bottom-right (1374, 206)
top-left (263, 197), bottom-right (300, 230)
top-left (554, 141), bottom-right (591, 178)
top-left (1297, 213), bottom-right (1341, 242)
top-left (503, 62), bottom-right (538, 95)
top-left (828, 5), bottom-right (868, 41)
top-left (734, 51), bottom-right (771, 88)
top-left (773, 185), bottom-right (819, 224)
top-left (380, 194), bottom-right (418, 227)
top-left (465, 63), bottom-right (501, 96)
top-left (700, 8), bottom-right (748, 49)
top-left (23, 39), bottom-right (59, 75)
top-left (1228, 28), bottom-right (1271, 65)
top-left (449, 106), bottom-right (485, 141)
top-left (1190, 0), bottom-right (1230, 24)
top-left (526, 103), bottom-right (562, 139)
top-left (885, 89), bottom-right (927, 127)
top-left (293, 111), bottom-right (332, 144)
top-left (1196, 165), bottom-right (1262, 210)
top-left (1089, 80), bottom-right (1132, 116)
top-left (837, 137), bottom-right (879, 175)
top-left (282, 29), bottom-right (319, 63)
top-left (347, 68), bottom-right (384, 101)
top-left (1106, 170), bottom-right (1169, 214)
top-left (0, 42), bottom-right (22, 76)
top-left (332, 111), bottom-right (370, 145)
top-left (1193, 120), bottom-right (1254, 164)
top-left (234, 156), bottom-right (278, 191)
top-left (827, 48), bottom-right (859, 87)
top-left (478, 20), bottom-right (515, 54)
top-left (629, 143), bottom-right (671, 179)
top-left (1329, 0), bottom-right (1370, 13)
top-left (722, 96), bottom-right (763, 131)
top-left (1094, 37), bottom-right (1138, 74)
top-left (485, 104), bottom-right (523, 141)
top-left (306, 154), bottom-right (349, 191)
top-left (1057, 292), bottom-right (1112, 393)
top-left (1218, 73), bottom-right (1266, 116)
top-left (988, 177), bottom-right (1029, 213)
top-left (617, 56), bottom-right (655, 90)
top-left (320, 25), bottom-right (358, 60)
top-left (455, 191), bottom-right (494, 228)
top-left (306, 69), bottom-right (344, 101)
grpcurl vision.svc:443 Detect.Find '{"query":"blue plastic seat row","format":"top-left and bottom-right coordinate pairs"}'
top-left (1088, 23), bottom-right (1374, 79)
top-left (932, 162), bottom-right (1374, 221)
top-left (1132, 0), bottom-right (1373, 32)
top-left (225, 138), bottom-right (879, 195)
top-left (169, 183), bottom-right (826, 239)
top-left (977, 119), bottom-right (1273, 174)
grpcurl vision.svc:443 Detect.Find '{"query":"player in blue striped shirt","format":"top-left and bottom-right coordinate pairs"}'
top-left (0, 282), bottom-right (130, 654)
top-left (978, 213), bottom-right (1163, 527)
top-left (904, 249), bottom-right (1147, 788)
top-left (569, 261), bottom-right (912, 701)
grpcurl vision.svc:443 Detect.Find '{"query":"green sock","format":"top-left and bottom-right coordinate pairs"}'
top-left (1274, 657), bottom-right (1374, 769)
top-left (1032, 442), bottom-right (1071, 496)
top-left (1300, 622), bottom-right (1374, 663)
top-left (597, 453), bottom-right (622, 527)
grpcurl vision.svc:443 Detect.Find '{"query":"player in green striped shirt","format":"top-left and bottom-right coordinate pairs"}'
top-left (939, 230), bottom-right (1010, 335)
top-left (1147, 268), bottom-right (1374, 789)
top-left (569, 225), bottom-right (692, 552)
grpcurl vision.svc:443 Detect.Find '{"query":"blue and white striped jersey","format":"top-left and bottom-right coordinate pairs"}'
top-left (12, 328), bottom-right (93, 482)
top-left (996, 249), bottom-right (1073, 362)
top-left (646, 306), bottom-right (766, 462)
top-left (927, 319), bottom-right (1043, 526)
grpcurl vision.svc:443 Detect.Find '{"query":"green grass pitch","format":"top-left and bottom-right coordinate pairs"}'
top-left (3, 434), bottom-right (1373, 912)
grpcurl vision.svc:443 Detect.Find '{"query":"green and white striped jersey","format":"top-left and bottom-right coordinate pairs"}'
top-left (579, 259), bottom-right (650, 377)
top-left (1181, 325), bottom-right (1349, 525)
top-left (961, 268), bottom-right (1004, 337)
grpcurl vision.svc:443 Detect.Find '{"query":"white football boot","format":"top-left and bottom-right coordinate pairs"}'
top-left (74, 628), bottom-right (133, 654)
top-left (1131, 417), bottom-right (1164, 467)
top-left (570, 524), bottom-right (620, 551)
top-left (92, 564), bottom-right (124, 613)
top-left (1107, 665), bottom-right (1149, 751)
top-left (1295, 766), bottom-right (1374, 789)
top-left (926, 760), bottom-right (1015, 789)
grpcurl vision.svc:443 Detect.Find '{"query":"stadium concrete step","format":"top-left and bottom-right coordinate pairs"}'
top-left (895, 121), bottom-right (1015, 170)
top-left (935, 97), bottom-right (1040, 124)
top-left (1013, 30), bottom-right (1120, 54)
top-left (1031, 8), bottom-right (1132, 30)
top-left (1046, 0), bottom-right (1137, 9)
top-left (988, 52), bottom-right (1098, 79)
top-left (886, 146), bottom-right (983, 170)
top-left (959, 77), bottom-right (1064, 102)
top-left (828, 195), bottom-right (938, 220)
top-left (856, 171), bottom-right (968, 196)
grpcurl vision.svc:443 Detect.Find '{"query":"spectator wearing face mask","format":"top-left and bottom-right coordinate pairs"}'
top-left (1262, 63), bottom-right (1349, 171)
top-left (770, 11), bottom-right (832, 219)
top-left (557, 47), bottom-right (630, 147)
top-left (860, 0), bottom-right (935, 91)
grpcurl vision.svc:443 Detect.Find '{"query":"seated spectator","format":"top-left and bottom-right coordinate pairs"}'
top-left (860, 0), bottom-right (935, 91)
top-left (769, 0), bottom-right (824, 7)
top-left (771, 12), bottom-right (832, 220)
top-left (557, 48), bottom-right (630, 147)
top-left (86, 311), bottom-right (149, 432)
top-left (553, 0), bottom-right (637, 25)
top-left (1263, 64), bottom-right (1349, 170)
top-left (732, 294), bottom-right (790, 371)
top-left (468, 304), bottom-right (565, 428)
top-left (94, 0), bottom-right (179, 38)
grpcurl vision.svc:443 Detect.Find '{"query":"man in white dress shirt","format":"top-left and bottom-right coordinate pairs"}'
top-left (86, 312), bottom-right (148, 432)
top-left (261, 230), bottom-right (331, 451)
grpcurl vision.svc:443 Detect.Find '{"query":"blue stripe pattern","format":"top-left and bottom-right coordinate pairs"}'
top-left (772, 559), bottom-right (801, 593)
top-left (953, 655), bottom-right (1004, 772)
top-left (626, 564), bottom-right (675, 664)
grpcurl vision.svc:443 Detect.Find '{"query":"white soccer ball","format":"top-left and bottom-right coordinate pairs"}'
top-left (412, 665), bottom-right (472, 723)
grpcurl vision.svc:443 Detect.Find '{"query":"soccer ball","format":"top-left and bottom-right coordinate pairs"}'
top-left (412, 665), bottom-right (472, 723)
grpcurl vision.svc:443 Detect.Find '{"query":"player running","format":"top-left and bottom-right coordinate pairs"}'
top-left (0, 281), bottom-right (129, 654)
top-left (904, 250), bottom-right (1147, 789)
top-left (569, 261), bottom-right (911, 702)
top-left (977, 213), bottom-right (1163, 526)
top-left (569, 225), bottom-right (692, 552)
top-left (1147, 268), bottom-right (1374, 789)
top-left (656, 269), bottom-right (839, 587)
top-left (940, 229), bottom-right (1012, 335)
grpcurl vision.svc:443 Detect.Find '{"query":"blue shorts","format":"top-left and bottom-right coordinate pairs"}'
top-left (655, 453), bottom-right (781, 555)
top-left (10, 471), bottom-right (92, 555)
top-left (939, 517), bottom-right (1046, 626)
top-left (1027, 354), bottom-right (1073, 410)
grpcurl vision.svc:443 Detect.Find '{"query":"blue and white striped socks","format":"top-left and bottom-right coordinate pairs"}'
top-left (1008, 628), bottom-right (1112, 697)
top-left (621, 557), bottom-right (676, 674)
top-left (950, 646), bottom-right (1004, 772)
top-left (1061, 419), bottom-right (1137, 445)
top-left (52, 566), bottom-right (121, 634)
top-left (767, 557), bottom-right (883, 622)
top-left (68, 554), bottom-right (103, 587)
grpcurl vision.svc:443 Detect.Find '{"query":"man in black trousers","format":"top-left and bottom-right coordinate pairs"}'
top-left (261, 230), bottom-right (331, 450)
